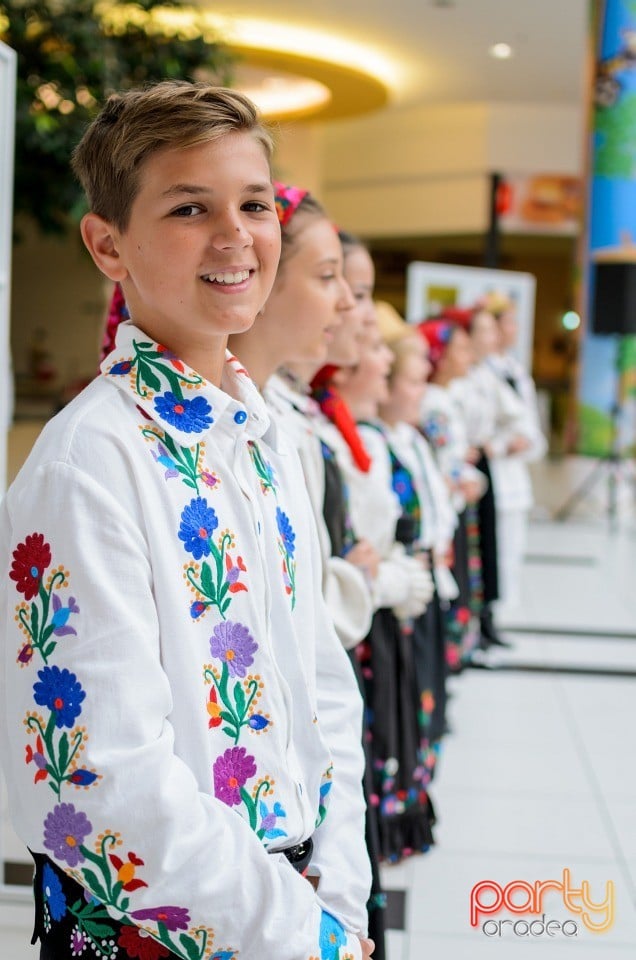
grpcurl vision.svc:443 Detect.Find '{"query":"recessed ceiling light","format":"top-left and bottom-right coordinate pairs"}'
top-left (489, 42), bottom-right (514, 60)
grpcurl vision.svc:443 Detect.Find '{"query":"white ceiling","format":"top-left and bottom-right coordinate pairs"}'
top-left (203, 0), bottom-right (589, 107)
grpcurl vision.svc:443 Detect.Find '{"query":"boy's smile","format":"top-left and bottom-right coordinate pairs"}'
top-left (84, 131), bottom-right (281, 384)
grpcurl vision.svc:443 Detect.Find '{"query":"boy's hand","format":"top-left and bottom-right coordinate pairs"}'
top-left (359, 937), bottom-right (375, 959)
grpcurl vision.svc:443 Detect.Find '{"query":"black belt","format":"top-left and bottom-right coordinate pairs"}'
top-left (277, 836), bottom-right (313, 875)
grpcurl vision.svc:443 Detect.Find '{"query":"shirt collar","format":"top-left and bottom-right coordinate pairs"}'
top-left (100, 321), bottom-right (283, 451)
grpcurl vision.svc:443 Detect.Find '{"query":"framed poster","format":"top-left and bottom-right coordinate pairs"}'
top-left (406, 261), bottom-right (537, 372)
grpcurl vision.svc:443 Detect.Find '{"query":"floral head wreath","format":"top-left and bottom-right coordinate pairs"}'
top-left (273, 181), bottom-right (309, 227)
top-left (417, 319), bottom-right (457, 371)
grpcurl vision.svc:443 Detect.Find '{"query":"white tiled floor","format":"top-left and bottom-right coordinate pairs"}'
top-left (381, 498), bottom-right (636, 959)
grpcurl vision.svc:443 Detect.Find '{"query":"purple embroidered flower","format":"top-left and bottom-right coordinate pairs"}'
top-left (276, 507), bottom-right (296, 556)
top-left (178, 497), bottom-right (218, 559)
top-left (33, 666), bottom-right (85, 728)
top-left (70, 925), bottom-right (88, 956)
top-left (151, 443), bottom-right (179, 480)
top-left (154, 392), bottom-right (213, 434)
top-left (18, 642), bottom-right (34, 665)
top-left (42, 862), bottom-right (67, 921)
top-left (209, 622), bottom-right (257, 678)
top-left (130, 905), bottom-right (191, 932)
top-left (43, 803), bottom-right (91, 866)
top-left (190, 600), bottom-right (207, 619)
top-left (51, 594), bottom-right (79, 637)
top-left (213, 747), bottom-right (256, 806)
top-left (109, 360), bottom-right (133, 376)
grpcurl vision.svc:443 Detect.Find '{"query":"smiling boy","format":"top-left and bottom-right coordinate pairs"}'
top-left (0, 82), bottom-right (371, 960)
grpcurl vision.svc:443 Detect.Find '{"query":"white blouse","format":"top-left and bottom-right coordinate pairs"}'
top-left (420, 382), bottom-right (483, 513)
top-left (0, 322), bottom-right (370, 960)
top-left (264, 373), bottom-right (373, 651)
top-left (381, 421), bottom-right (458, 556)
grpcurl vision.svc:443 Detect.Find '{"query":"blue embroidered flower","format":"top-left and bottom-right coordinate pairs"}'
top-left (319, 911), bottom-right (347, 960)
top-left (109, 360), bottom-right (133, 376)
top-left (154, 392), bottom-right (213, 434)
top-left (178, 497), bottom-right (218, 559)
top-left (151, 442), bottom-right (179, 480)
top-left (33, 666), bottom-right (85, 728)
top-left (51, 594), bottom-right (79, 637)
top-left (276, 507), bottom-right (296, 557)
top-left (190, 600), bottom-right (207, 619)
top-left (42, 862), bottom-right (67, 921)
top-left (69, 769), bottom-right (98, 787)
top-left (259, 799), bottom-right (287, 840)
top-left (248, 714), bottom-right (269, 731)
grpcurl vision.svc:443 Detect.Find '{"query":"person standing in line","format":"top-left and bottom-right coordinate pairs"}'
top-left (0, 82), bottom-right (373, 960)
top-left (418, 318), bottom-right (485, 667)
top-left (482, 293), bottom-right (547, 617)
top-left (331, 316), bottom-right (436, 863)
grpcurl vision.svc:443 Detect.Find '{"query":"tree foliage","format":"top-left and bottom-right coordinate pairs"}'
top-left (1, 1), bottom-right (234, 234)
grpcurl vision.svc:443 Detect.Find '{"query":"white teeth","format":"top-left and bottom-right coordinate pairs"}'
top-left (203, 269), bottom-right (250, 284)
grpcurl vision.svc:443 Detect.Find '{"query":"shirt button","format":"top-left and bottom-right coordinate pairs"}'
top-left (234, 409), bottom-right (247, 425)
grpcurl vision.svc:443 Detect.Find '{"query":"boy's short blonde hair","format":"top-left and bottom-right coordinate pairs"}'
top-left (72, 81), bottom-right (274, 232)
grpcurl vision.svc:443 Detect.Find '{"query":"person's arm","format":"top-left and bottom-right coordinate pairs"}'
top-left (0, 460), bottom-right (359, 960)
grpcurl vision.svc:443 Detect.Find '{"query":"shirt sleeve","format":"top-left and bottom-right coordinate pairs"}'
top-left (0, 459), bottom-right (360, 960)
top-left (309, 569), bottom-right (372, 940)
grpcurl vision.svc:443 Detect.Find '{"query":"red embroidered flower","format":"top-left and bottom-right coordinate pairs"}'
top-left (157, 344), bottom-right (185, 373)
top-left (207, 687), bottom-right (222, 728)
top-left (456, 606), bottom-right (471, 625)
top-left (25, 735), bottom-right (48, 783)
top-left (108, 851), bottom-right (147, 892)
top-left (117, 924), bottom-right (170, 959)
top-left (224, 552), bottom-right (247, 594)
top-left (10, 533), bottom-right (52, 600)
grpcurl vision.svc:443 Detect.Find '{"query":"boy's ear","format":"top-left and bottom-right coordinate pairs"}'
top-left (80, 213), bottom-right (128, 282)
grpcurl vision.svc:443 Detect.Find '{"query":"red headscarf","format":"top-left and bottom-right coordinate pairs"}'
top-left (100, 282), bottom-right (129, 364)
top-left (310, 365), bottom-right (372, 473)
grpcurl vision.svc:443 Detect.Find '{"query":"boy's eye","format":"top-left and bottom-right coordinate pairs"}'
top-left (242, 201), bottom-right (269, 212)
top-left (172, 204), bottom-right (204, 217)
top-left (321, 273), bottom-right (337, 282)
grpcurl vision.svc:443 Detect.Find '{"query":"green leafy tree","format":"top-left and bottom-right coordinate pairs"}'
top-left (1, 1), bottom-right (234, 234)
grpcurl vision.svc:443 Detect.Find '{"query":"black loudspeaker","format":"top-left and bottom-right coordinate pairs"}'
top-left (592, 262), bottom-right (636, 334)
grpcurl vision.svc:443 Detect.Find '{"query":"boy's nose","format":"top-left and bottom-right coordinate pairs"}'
top-left (212, 210), bottom-right (253, 247)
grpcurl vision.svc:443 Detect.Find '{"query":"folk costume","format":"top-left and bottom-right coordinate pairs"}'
top-left (0, 320), bottom-right (372, 960)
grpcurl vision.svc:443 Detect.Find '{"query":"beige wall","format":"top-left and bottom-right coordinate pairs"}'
top-left (321, 100), bottom-right (584, 236)
top-left (8, 100), bottom-right (585, 404)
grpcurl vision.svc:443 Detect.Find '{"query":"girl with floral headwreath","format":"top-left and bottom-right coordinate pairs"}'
top-left (418, 316), bottom-right (485, 666)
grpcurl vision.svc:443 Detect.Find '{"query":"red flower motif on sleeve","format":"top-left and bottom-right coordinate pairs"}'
top-left (10, 533), bottom-right (52, 600)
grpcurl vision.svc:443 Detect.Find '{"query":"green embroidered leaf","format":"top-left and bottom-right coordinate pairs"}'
top-left (120, 897), bottom-right (130, 911)
top-left (233, 683), bottom-right (246, 716)
top-left (82, 920), bottom-right (117, 939)
top-left (112, 880), bottom-right (124, 901)
top-left (42, 623), bottom-right (55, 643)
top-left (135, 341), bottom-right (154, 349)
top-left (222, 726), bottom-right (234, 738)
top-left (58, 732), bottom-right (69, 772)
top-left (220, 598), bottom-right (231, 614)
top-left (200, 562), bottom-right (216, 600)
top-left (219, 710), bottom-right (235, 725)
top-left (30, 602), bottom-right (39, 639)
top-left (139, 362), bottom-right (162, 394)
top-left (42, 642), bottom-right (56, 659)
top-left (80, 869), bottom-right (109, 904)
top-left (179, 933), bottom-right (201, 960)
